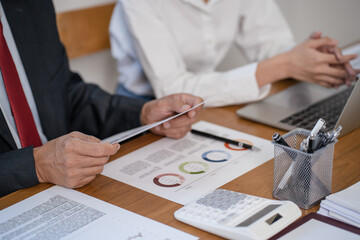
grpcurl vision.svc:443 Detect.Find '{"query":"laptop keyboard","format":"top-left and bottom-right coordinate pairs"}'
top-left (280, 85), bottom-right (354, 131)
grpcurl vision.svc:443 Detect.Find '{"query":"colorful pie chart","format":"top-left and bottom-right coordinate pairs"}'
top-left (153, 173), bottom-right (185, 187)
top-left (179, 161), bottom-right (209, 174)
top-left (202, 150), bottom-right (231, 162)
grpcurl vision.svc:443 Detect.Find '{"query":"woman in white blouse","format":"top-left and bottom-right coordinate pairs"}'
top-left (109, 0), bottom-right (358, 107)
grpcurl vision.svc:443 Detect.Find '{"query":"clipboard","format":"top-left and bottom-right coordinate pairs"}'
top-left (269, 213), bottom-right (360, 239)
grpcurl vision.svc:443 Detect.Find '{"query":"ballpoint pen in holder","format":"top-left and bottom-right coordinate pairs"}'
top-left (272, 127), bottom-right (338, 209)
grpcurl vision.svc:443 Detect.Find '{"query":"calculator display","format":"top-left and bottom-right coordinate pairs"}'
top-left (236, 204), bottom-right (281, 227)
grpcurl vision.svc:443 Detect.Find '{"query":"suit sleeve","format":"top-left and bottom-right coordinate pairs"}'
top-left (0, 66), bottom-right (146, 197)
top-left (0, 0), bottom-right (148, 198)
top-left (66, 69), bottom-right (146, 140)
top-left (0, 147), bottom-right (39, 197)
top-left (0, 67), bottom-right (146, 197)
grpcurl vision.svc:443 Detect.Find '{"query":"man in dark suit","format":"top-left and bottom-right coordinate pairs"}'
top-left (0, 0), bottom-right (203, 197)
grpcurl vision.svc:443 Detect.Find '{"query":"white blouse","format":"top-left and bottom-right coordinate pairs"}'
top-left (110, 0), bottom-right (296, 107)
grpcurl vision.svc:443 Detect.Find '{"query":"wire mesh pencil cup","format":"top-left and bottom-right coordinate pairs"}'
top-left (272, 128), bottom-right (337, 209)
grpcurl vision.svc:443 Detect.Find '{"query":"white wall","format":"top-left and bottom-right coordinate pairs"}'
top-left (69, 50), bottom-right (118, 94)
top-left (53, 0), bottom-right (118, 93)
top-left (53, 0), bottom-right (360, 92)
top-left (276, 0), bottom-right (360, 47)
top-left (218, 0), bottom-right (360, 70)
top-left (53, 0), bottom-right (360, 46)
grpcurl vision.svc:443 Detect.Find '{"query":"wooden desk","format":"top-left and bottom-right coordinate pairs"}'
top-left (1, 80), bottom-right (359, 239)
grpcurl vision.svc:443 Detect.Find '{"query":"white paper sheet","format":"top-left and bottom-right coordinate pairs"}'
top-left (278, 219), bottom-right (360, 240)
top-left (327, 181), bottom-right (360, 213)
top-left (103, 93), bottom-right (223, 144)
top-left (102, 121), bottom-right (273, 205)
top-left (0, 186), bottom-right (198, 240)
top-left (318, 181), bottom-right (360, 228)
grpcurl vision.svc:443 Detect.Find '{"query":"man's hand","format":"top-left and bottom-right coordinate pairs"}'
top-left (140, 93), bottom-right (203, 139)
top-left (33, 132), bottom-right (120, 188)
top-left (288, 34), bottom-right (358, 88)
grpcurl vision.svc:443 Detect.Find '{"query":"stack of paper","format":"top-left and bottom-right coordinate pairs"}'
top-left (0, 186), bottom-right (198, 240)
top-left (318, 181), bottom-right (360, 228)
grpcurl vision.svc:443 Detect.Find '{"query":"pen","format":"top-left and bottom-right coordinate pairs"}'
top-left (308, 118), bottom-right (325, 138)
top-left (272, 132), bottom-right (295, 158)
top-left (306, 118), bottom-right (325, 151)
top-left (272, 132), bottom-right (290, 147)
top-left (191, 129), bottom-right (259, 151)
top-left (307, 133), bottom-right (316, 153)
top-left (327, 125), bottom-right (342, 144)
top-left (273, 132), bottom-right (296, 190)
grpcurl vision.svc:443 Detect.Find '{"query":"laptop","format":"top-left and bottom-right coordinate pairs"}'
top-left (236, 43), bottom-right (360, 137)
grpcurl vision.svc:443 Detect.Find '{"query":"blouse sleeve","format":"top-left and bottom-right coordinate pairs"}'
top-left (120, 0), bottom-right (295, 107)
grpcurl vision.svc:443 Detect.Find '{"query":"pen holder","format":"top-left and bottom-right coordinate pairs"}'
top-left (272, 128), bottom-right (337, 209)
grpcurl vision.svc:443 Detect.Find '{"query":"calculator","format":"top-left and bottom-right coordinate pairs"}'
top-left (174, 189), bottom-right (301, 240)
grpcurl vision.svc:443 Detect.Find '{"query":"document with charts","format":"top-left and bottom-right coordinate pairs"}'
top-left (0, 186), bottom-right (198, 240)
top-left (102, 121), bottom-right (273, 205)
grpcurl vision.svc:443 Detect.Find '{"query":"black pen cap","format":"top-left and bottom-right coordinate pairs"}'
top-left (272, 132), bottom-right (290, 148)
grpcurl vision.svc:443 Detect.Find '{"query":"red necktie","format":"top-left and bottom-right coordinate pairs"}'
top-left (0, 21), bottom-right (42, 148)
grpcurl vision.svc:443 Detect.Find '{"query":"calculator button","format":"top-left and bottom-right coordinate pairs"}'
top-left (229, 206), bottom-right (237, 211)
top-left (227, 212), bottom-right (237, 219)
top-left (218, 204), bottom-right (229, 211)
top-left (217, 218), bottom-right (226, 224)
top-left (180, 189), bottom-right (268, 227)
top-left (218, 217), bottom-right (230, 225)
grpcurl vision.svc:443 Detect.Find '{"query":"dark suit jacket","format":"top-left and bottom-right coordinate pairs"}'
top-left (0, 0), bottom-right (146, 197)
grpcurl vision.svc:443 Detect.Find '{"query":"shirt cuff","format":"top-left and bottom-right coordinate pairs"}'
top-left (206, 62), bottom-right (271, 107)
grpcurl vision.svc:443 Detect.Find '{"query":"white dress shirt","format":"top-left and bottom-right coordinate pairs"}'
top-left (0, 3), bottom-right (47, 148)
top-left (110, 0), bottom-right (296, 107)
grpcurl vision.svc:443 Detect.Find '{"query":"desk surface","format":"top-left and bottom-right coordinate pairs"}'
top-left (1, 80), bottom-right (359, 239)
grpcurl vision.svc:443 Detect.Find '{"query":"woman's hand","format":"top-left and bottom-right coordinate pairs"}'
top-left (288, 34), bottom-right (358, 87)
